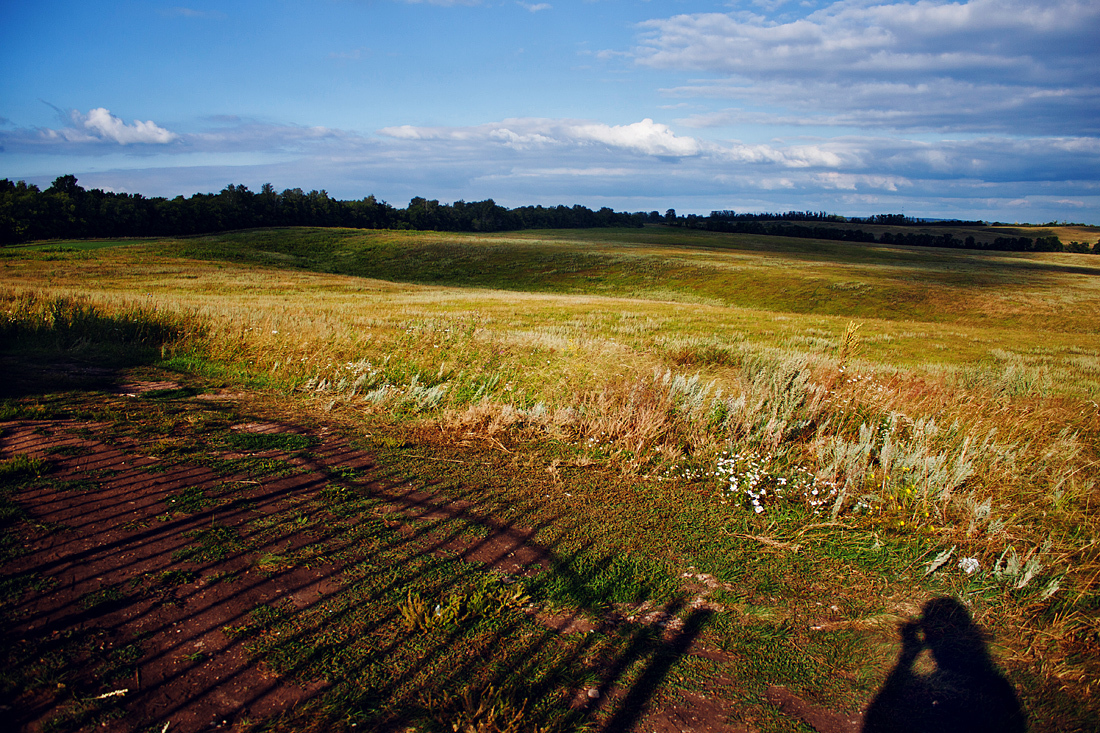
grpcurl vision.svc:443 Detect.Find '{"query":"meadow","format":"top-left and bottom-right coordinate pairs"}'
top-left (1, 225), bottom-right (1098, 731)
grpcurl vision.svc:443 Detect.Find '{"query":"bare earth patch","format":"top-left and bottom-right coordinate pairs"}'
top-left (1, 415), bottom-right (754, 733)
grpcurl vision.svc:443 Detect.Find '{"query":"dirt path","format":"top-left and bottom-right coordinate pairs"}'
top-left (1, 388), bottom-right (753, 733)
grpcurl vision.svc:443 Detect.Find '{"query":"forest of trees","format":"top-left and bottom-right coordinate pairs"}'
top-left (0, 176), bottom-right (646, 244)
top-left (2, 175), bottom-right (1096, 254)
top-left (667, 211), bottom-right (1096, 254)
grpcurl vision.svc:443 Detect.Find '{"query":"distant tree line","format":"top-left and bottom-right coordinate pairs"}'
top-left (665, 210), bottom-right (1097, 254)
top-left (3, 176), bottom-right (1096, 254)
top-left (0, 176), bottom-right (645, 244)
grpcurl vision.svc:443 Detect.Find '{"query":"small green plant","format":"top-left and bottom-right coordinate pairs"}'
top-left (52, 478), bottom-right (99, 493)
top-left (0, 454), bottom-right (50, 481)
top-left (399, 591), bottom-right (432, 632)
top-left (255, 553), bottom-right (295, 573)
top-left (328, 464), bottom-right (361, 481)
top-left (164, 486), bottom-right (211, 513)
top-left (424, 684), bottom-right (533, 733)
top-left (399, 581), bottom-right (532, 633)
top-left (249, 603), bottom-right (288, 628)
top-left (221, 623), bottom-right (253, 639)
top-left (157, 570), bottom-right (199, 586)
top-left (207, 455), bottom-right (299, 478)
top-left (79, 586), bottom-right (125, 611)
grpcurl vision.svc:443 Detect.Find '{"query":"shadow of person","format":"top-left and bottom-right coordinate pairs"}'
top-left (862, 596), bottom-right (1026, 733)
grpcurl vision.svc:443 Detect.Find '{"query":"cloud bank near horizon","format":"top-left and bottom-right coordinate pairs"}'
top-left (4, 111), bottom-right (1095, 221)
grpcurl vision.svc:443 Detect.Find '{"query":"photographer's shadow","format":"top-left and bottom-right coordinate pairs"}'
top-left (862, 596), bottom-right (1026, 733)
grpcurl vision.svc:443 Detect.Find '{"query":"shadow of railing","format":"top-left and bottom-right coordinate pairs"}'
top-left (2, 413), bottom-right (710, 733)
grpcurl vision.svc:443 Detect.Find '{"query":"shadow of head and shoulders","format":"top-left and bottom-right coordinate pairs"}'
top-left (862, 596), bottom-right (1026, 733)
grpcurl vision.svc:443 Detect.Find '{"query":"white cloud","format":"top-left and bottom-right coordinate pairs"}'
top-left (380, 117), bottom-right (702, 157)
top-left (81, 108), bottom-right (178, 144)
top-left (1, 111), bottom-right (349, 156)
top-left (483, 166), bottom-right (634, 179)
top-left (5, 113), bottom-right (1098, 222)
top-left (570, 119), bottom-right (700, 157)
top-left (633, 0), bottom-right (1100, 134)
top-left (489, 128), bottom-right (558, 148)
top-left (812, 172), bottom-right (908, 192)
top-left (517, 2), bottom-right (551, 12)
top-left (670, 79), bottom-right (1100, 135)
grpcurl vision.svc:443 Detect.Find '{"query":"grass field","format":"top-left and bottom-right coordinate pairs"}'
top-left (2, 226), bottom-right (1098, 731)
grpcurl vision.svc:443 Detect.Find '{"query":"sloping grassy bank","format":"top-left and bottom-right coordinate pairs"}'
top-left (135, 226), bottom-right (1100, 332)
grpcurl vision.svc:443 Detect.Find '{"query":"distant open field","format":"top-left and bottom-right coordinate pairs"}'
top-left (2, 227), bottom-right (1098, 732)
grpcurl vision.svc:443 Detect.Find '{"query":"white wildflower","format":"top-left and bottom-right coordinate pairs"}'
top-left (959, 557), bottom-right (980, 575)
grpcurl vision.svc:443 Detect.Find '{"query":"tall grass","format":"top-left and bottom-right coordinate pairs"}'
top-left (1, 290), bottom-right (191, 351)
top-left (0, 290), bottom-right (195, 367)
top-left (3, 233), bottom-right (1099, 659)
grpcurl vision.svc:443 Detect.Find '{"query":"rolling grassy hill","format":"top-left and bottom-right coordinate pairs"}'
top-left (2, 226), bottom-right (1098, 731)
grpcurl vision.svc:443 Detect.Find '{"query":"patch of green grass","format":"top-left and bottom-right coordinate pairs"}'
top-left (255, 552), bottom-right (296, 573)
top-left (0, 291), bottom-right (191, 366)
top-left (0, 401), bottom-right (40, 420)
top-left (158, 569), bottom-right (200, 586)
top-left (0, 571), bottom-right (55, 610)
top-left (532, 551), bottom-right (680, 611)
top-left (78, 586), bottom-right (126, 612)
top-left (205, 455), bottom-right (302, 478)
top-left (164, 485), bottom-right (212, 513)
top-left (205, 569), bottom-right (241, 585)
top-left (327, 464), bottom-right (362, 482)
top-left (173, 523), bottom-right (244, 563)
top-left (249, 603), bottom-right (289, 628)
top-left (0, 453), bottom-right (50, 481)
top-left (49, 478), bottom-right (100, 493)
top-left (147, 226), bottom-right (1100, 333)
top-left (225, 431), bottom-right (317, 452)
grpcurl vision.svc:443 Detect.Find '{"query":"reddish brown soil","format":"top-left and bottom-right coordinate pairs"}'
top-left (1, 406), bottom-right (753, 733)
top-left (2, 418), bottom-right (368, 732)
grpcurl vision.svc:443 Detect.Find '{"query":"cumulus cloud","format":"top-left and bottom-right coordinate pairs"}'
top-left (0, 111), bottom-right (353, 156)
top-left (80, 108), bottom-right (178, 144)
top-left (517, 2), bottom-right (551, 12)
top-left (633, 0), bottom-right (1100, 134)
top-left (21, 107), bottom-right (179, 146)
top-left (570, 119), bottom-right (700, 157)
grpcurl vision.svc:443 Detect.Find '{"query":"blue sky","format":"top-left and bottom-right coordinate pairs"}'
top-left (2, 0), bottom-right (1098, 222)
